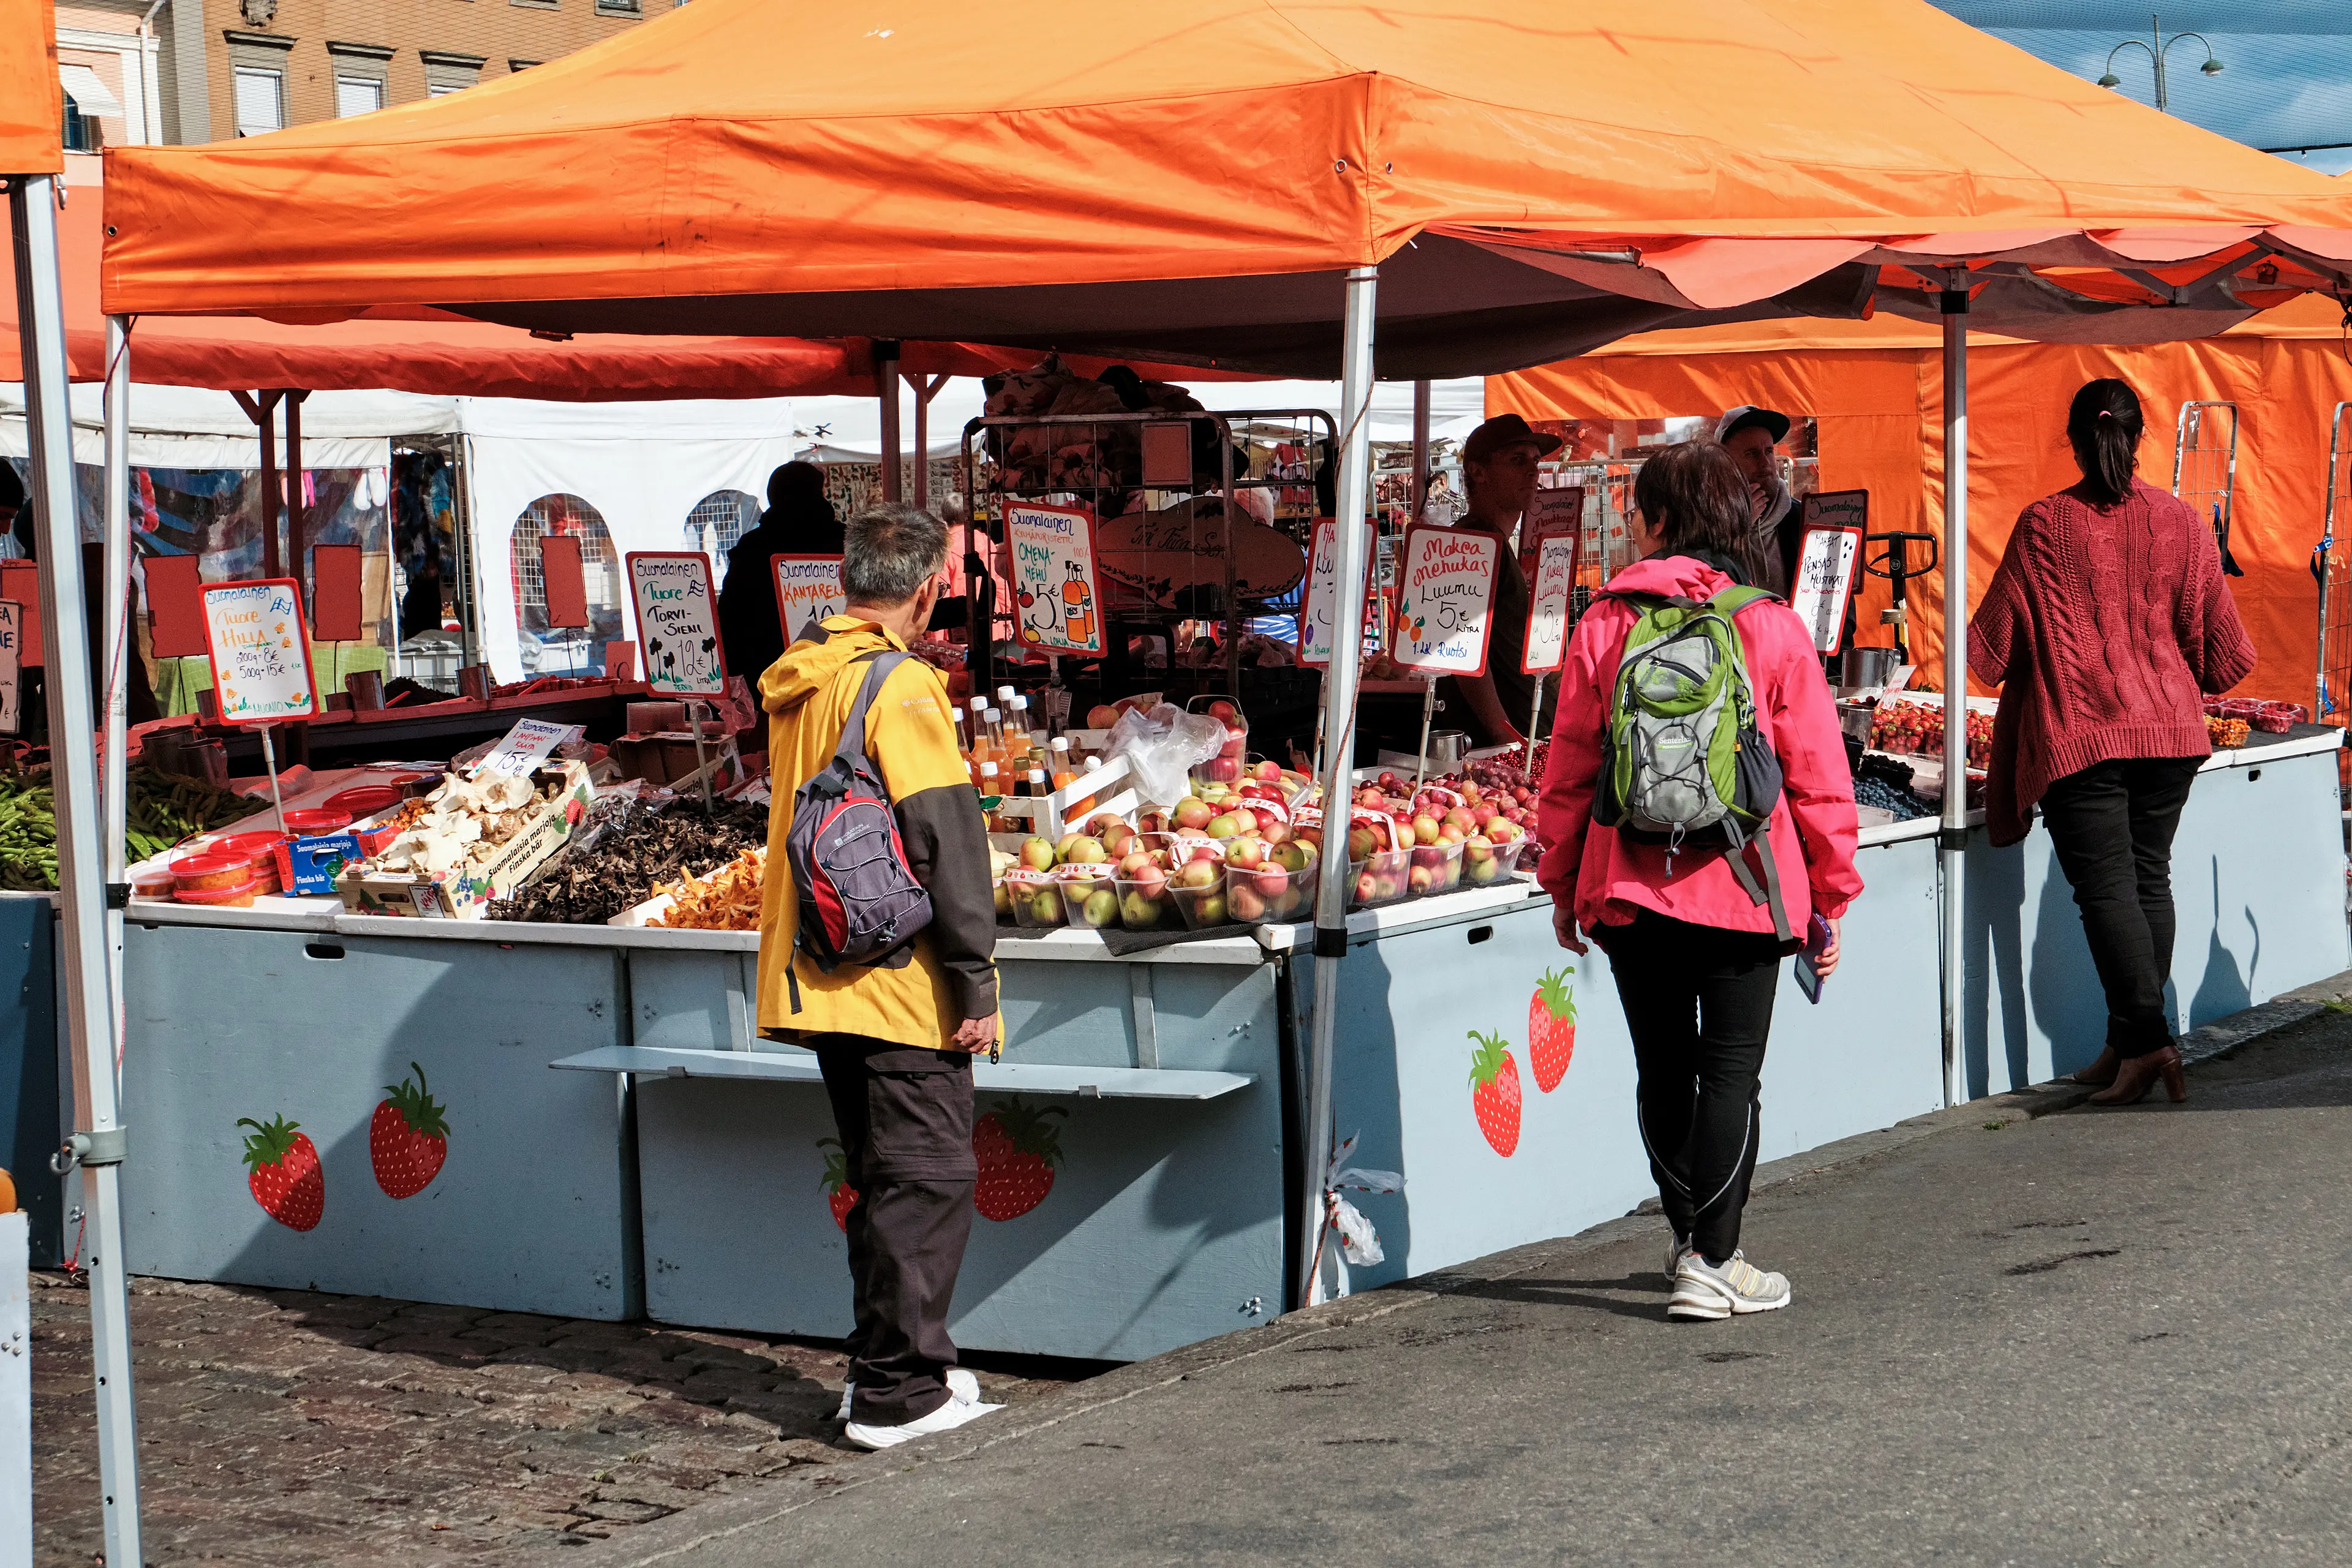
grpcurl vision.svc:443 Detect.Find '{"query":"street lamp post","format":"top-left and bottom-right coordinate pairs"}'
top-left (2096, 13), bottom-right (2222, 115)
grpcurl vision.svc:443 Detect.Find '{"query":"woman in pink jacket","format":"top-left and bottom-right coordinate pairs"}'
top-left (1537, 441), bottom-right (1862, 1322)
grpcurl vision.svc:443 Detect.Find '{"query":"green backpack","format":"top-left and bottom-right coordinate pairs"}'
top-left (1591, 585), bottom-right (1793, 941)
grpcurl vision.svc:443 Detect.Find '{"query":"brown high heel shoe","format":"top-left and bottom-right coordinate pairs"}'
top-left (2071, 1047), bottom-right (2120, 1087)
top-left (2086, 1044), bottom-right (2187, 1106)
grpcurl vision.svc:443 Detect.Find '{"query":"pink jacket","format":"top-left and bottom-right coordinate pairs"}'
top-left (1536, 554), bottom-right (1863, 940)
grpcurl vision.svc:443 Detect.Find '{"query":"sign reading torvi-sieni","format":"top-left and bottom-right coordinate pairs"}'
top-left (626, 552), bottom-right (726, 696)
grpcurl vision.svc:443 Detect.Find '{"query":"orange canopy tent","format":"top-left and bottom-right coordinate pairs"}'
top-left (86, 0), bottom-right (2352, 1280)
top-left (0, 0), bottom-right (62, 178)
top-left (1487, 296), bottom-right (2352, 714)
top-left (97, 0), bottom-right (2352, 374)
top-left (3, 192), bottom-right (1238, 399)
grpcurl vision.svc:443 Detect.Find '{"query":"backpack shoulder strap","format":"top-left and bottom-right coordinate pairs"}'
top-left (831, 650), bottom-right (913, 767)
top-left (1708, 584), bottom-right (1781, 616)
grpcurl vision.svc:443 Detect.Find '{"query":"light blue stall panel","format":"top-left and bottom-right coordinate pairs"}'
top-left (0, 895), bottom-right (59, 1266)
top-left (632, 953), bottom-right (1288, 1360)
top-left (120, 922), bottom-right (641, 1319)
top-left (1324, 848), bottom-right (1944, 1292)
top-left (630, 945), bottom-right (759, 1050)
top-left (1967, 744), bottom-right (2347, 1095)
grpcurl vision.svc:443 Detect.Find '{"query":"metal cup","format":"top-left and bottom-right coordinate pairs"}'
top-left (1833, 646), bottom-right (1900, 701)
top-left (345, 670), bottom-right (385, 711)
top-left (456, 665), bottom-right (492, 701)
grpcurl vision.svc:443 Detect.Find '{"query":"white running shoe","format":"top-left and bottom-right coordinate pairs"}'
top-left (837, 1367), bottom-right (981, 1425)
top-left (845, 1382), bottom-right (1002, 1452)
top-left (1668, 1250), bottom-right (1791, 1321)
top-left (1664, 1232), bottom-right (1691, 1284)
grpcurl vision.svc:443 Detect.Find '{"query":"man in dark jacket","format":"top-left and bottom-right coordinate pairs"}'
top-left (717, 461), bottom-right (843, 682)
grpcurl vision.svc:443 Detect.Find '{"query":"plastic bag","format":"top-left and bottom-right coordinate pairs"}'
top-left (1105, 702), bottom-right (1226, 808)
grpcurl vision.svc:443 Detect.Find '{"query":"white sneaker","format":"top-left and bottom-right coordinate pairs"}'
top-left (1668, 1250), bottom-right (1791, 1321)
top-left (838, 1366), bottom-right (979, 1422)
top-left (844, 1383), bottom-right (1002, 1452)
top-left (1664, 1232), bottom-right (1691, 1284)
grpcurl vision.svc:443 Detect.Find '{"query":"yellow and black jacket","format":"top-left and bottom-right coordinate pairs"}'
top-left (756, 616), bottom-right (998, 1050)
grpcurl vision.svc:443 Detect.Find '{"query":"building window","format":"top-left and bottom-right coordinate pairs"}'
top-left (333, 75), bottom-right (383, 117)
top-left (233, 67), bottom-right (284, 136)
top-left (508, 58), bottom-right (542, 70)
top-left (421, 50), bottom-right (486, 95)
top-left (595, 0), bottom-right (641, 13)
top-left (61, 94), bottom-right (97, 151)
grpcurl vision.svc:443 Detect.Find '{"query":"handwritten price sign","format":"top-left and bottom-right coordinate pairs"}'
top-left (1006, 502), bottom-right (1106, 657)
top-left (1390, 526), bottom-right (1499, 677)
top-left (1297, 518), bottom-right (1340, 669)
top-left (772, 554), bottom-right (846, 647)
top-left (1523, 533), bottom-right (1578, 676)
top-left (200, 578), bottom-right (318, 725)
top-left (626, 552), bottom-right (726, 696)
top-left (0, 601), bottom-right (20, 735)
top-left (1519, 486), bottom-right (1584, 578)
top-left (1793, 489), bottom-right (1868, 654)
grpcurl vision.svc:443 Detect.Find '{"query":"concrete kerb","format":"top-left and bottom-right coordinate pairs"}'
top-left (537, 974), bottom-right (2351, 1568)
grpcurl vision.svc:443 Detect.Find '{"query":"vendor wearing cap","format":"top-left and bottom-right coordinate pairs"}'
top-left (1716, 404), bottom-right (1803, 596)
top-left (1440, 414), bottom-right (1562, 750)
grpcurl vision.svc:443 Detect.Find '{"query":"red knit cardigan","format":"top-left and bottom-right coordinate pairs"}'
top-left (1967, 477), bottom-right (2256, 845)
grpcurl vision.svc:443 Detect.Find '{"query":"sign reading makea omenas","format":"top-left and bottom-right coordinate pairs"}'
top-left (1390, 524), bottom-right (1499, 677)
top-left (626, 551), bottom-right (727, 696)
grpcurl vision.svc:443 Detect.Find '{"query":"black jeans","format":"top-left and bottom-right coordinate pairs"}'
top-left (812, 1034), bottom-right (977, 1427)
top-left (2037, 755), bottom-right (2203, 1058)
top-left (1597, 910), bottom-right (1782, 1264)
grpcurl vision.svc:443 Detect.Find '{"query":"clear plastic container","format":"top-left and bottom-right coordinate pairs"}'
top-left (1112, 873), bottom-right (1175, 930)
top-left (1348, 851), bottom-right (1411, 910)
top-left (1224, 859), bottom-right (1319, 924)
top-left (1167, 863), bottom-right (1231, 929)
top-left (1186, 693), bottom-right (1250, 792)
top-left (1404, 839), bottom-right (1464, 899)
top-left (1006, 870), bottom-right (1066, 929)
top-left (1057, 869), bottom-right (1121, 930)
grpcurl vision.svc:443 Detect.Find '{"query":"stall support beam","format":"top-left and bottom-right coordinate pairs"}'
top-left (907, 372), bottom-right (947, 513)
top-left (10, 173), bottom-right (145, 1567)
top-left (102, 316), bottom-right (131, 1052)
top-left (231, 388), bottom-right (283, 579)
top-left (1299, 265), bottom-right (1379, 1310)
top-left (284, 388), bottom-right (308, 587)
top-left (1411, 379), bottom-right (1432, 521)
top-left (1939, 276), bottom-right (1970, 1110)
top-left (876, 342), bottom-right (903, 505)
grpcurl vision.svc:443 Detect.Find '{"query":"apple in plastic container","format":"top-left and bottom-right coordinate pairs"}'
top-left (1198, 757), bottom-right (1243, 785)
top-left (1227, 881), bottom-right (1267, 921)
top-left (1225, 836), bottom-right (1268, 872)
top-left (1057, 833), bottom-right (1107, 864)
top-left (1252, 760), bottom-right (1284, 783)
top-left (1020, 836), bottom-right (1057, 872)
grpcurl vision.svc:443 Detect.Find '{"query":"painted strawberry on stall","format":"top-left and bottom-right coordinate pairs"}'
top-left (369, 1062), bottom-right (450, 1199)
top-left (818, 1137), bottom-right (858, 1231)
top-left (1529, 968), bottom-right (1578, 1093)
top-left (973, 1098), bottom-right (1066, 1221)
top-left (1468, 1031), bottom-right (1521, 1158)
top-left (238, 1115), bottom-right (325, 1231)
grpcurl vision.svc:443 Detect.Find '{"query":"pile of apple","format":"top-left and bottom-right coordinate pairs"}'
top-left (995, 793), bottom-right (1324, 932)
top-left (1346, 771), bottom-right (1533, 903)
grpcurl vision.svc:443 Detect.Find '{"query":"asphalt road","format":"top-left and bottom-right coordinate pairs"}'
top-left (563, 1009), bottom-right (2352, 1568)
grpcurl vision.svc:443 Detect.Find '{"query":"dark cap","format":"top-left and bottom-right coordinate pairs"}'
top-left (1462, 414), bottom-right (1565, 465)
top-left (1715, 404), bottom-right (1791, 444)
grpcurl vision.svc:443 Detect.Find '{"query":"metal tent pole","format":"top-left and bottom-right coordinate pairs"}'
top-left (102, 316), bottom-right (132, 1050)
top-left (1298, 265), bottom-right (1378, 1308)
top-left (876, 341), bottom-right (903, 504)
top-left (1410, 379), bottom-right (1431, 521)
top-left (11, 174), bottom-right (144, 1566)
top-left (1939, 275), bottom-right (1971, 1110)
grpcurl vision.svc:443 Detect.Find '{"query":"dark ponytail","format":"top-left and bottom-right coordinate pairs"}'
top-left (2066, 379), bottom-right (2143, 505)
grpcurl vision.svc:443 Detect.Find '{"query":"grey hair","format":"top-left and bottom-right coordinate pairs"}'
top-left (841, 503), bottom-right (948, 606)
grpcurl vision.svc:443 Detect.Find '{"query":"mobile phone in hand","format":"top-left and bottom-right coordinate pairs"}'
top-left (1796, 913), bottom-right (1832, 1005)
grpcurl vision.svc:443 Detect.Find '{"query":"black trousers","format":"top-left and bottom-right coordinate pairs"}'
top-left (2037, 755), bottom-right (2203, 1059)
top-left (812, 1033), bottom-right (976, 1427)
top-left (1599, 910), bottom-right (1782, 1264)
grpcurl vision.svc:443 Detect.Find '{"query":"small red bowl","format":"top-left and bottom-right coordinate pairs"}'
top-left (323, 785), bottom-right (403, 818)
top-left (210, 829), bottom-right (288, 859)
top-left (281, 808), bottom-right (353, 836)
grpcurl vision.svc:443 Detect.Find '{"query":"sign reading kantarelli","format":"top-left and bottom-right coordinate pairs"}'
top-left (773, 554), bottom-right (848, 646)
top-left (625, 551), bottom-right (726, 695)
top-left (200, 578), bottom-right (318, 724)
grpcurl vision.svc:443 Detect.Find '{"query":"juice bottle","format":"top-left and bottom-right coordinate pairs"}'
top-left (1002, 695), bottom-right (1035, 766)
top-left (1055, 736), bottom-right (1093, 816)
top-left (976, 763), bottom-right (1003, 831)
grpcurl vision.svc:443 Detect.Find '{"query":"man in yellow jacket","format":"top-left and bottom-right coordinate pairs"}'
top-left (757, 503), bottom-right (1002, 1450)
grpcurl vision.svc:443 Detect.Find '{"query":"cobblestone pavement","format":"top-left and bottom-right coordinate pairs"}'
top-left (29, 1273), bottom-right (1084, 1565)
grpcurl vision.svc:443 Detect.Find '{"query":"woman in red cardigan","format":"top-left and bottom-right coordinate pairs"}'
top-left (1969, 379), bottom-right (2256, 1106)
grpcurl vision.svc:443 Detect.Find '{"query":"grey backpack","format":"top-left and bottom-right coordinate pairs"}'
top-left (786, 652), bottom-right (934, 978)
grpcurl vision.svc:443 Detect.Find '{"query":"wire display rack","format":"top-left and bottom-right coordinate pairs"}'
top-left (960, 407), bottom-right (1338, 697)
top-left (2172, 399), bottom-right (2240, 570)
